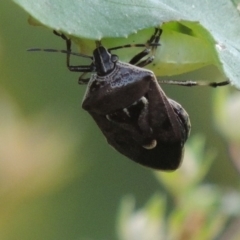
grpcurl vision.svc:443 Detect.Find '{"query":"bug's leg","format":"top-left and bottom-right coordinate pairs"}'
top-left (53, 31), bottom-right (94, 73)
top-left (158, 79), bottom-right (230, 88)
top-left (128, 48), bottom-right (151, 65)
top-left (133, 55), bottom-right (155, 67)
top-left (78, 72), bottom-right (90, 85)
top-left (129, 28), bottom-right (162, 67)
top-left (146, 28), bottom-right (162, 54)
top-left (107, 28), bottom-right (161, 67)
top-left (53, 31), bottom-right (72, 69)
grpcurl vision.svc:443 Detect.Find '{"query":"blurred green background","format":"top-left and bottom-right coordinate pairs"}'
top-left (0, 1), bottom-right (239, 240)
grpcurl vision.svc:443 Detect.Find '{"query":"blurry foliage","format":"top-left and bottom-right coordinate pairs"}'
top-left (213, 87), bottom-right (240, 174)
top-left (117, 137), bottom-right (240, 240)
top-left (0, 0), bottom-right (239, 240)
top-left (0, 90), bottom-right (79, 195)
top-left (0, 89), bottom-right (82, 238)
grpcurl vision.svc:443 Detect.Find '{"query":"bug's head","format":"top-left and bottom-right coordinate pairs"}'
top-left (93, 44), bottom-right (118, 76)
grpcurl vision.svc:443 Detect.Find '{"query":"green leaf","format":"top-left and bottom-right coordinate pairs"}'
top-left (13, 0), bottom-right (240, 88)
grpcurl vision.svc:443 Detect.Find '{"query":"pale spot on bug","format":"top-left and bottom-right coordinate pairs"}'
top-left (106, 115), bottom-right (111, 121)
top-left (140, 96), bottom-right (148, 105)
top-left (142, 139), bottom-right (157, 150)
top-left (123, 108), bottom-right (130, 117)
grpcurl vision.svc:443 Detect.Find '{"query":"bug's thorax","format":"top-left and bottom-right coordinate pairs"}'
top-left (82, 61), bottom-right (154, 114)
top-left (93, 46), bottom-right (118, 76)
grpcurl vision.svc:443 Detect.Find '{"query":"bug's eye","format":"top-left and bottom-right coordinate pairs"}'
top-left (111, 54), bottom-right (118, 62)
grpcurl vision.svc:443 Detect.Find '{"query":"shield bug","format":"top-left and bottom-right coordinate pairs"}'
top-left (29, 28), bottom-right (192, 170)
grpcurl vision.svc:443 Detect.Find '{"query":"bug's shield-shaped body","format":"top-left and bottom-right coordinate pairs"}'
top-left (82, 61), bottom-right (190, 170)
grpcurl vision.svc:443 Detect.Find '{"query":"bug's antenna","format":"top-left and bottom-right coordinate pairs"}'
top-left (27, 48), bottom-right (93, 59)
top-left (158, 79), bottom-right (230, 88)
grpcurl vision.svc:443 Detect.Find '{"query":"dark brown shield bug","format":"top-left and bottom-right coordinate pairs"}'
top-left (29, 28), bottom-right (192, 170)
